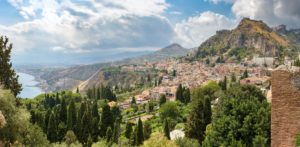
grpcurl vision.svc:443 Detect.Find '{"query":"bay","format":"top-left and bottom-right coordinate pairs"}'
top-left (18, 72), bottom-right (43, 98)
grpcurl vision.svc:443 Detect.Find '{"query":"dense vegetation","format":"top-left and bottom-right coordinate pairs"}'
top-left (0, 36), bottom-right (271, 147)
top-left (0, 78), bottom-right (271, 146)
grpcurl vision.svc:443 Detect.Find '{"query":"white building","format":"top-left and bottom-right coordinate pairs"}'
top-left (170, 129), bottom-right (185, 140)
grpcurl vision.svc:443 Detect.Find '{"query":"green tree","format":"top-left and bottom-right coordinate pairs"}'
top-left (67, 99), bottom-right (77, 130)
top-left (294, 59), bottom-right (300, 67)
top-left (81, 106), bottom-right (92, 144)
top-left (47, 113), bottom-right (57, 142)
top-left (112, 118), bottom-right (121, 144)
top-left (252, 135), bottom-right (267, 147)
top-left (92, 101), bottom-right (100, 120)
top-left (241, 70), bottom-right (249, 79)
top-left (176, 84), bottom-right (184, 103)
top-left (87, 135), bottom-right (93, 147)
top-left (100, 103), bottom-right (113, 137)
top-left (176, 137), bottom-right (200, 147)
top-left (185, 97), bottom-right (208, 144)
top-left (91, 117), bottom-right (99, 141)
top-left (106, 127), bottom-right (112, 143)
top-left (159, 94), bottom-right (167, 106)
top-left (220, 76), bottom-right (227, 90)
top-left (44, 109), bottom-right (52, 132)
top-left (203, 85), bottom-right (270, 146)
top-left (136, 118), bottom-right (144, 145)
top-left (205, 58), bottom-right (210, 65)
top-left (231, 73), bottom-right (236, 83)
top-left (164, 119), bottom-right (170, 140)
top-left (143, 121), bottom-right (152, 140)
top-left (183, 88), bottom-right (191, 104)
top-left (60, 97), bottom-right (67, 123)
top-left (159, 102), bottom-right (180, 121)
top-left (0, 36), bottom-right (22, 96)
top-left (57, 122), bottom-right (67, 142)
top-left (131, 97), bottom-right (136, 105)
top-left (125, 122), bottom-right (133, 139)
top-left (64, 130), bottom-right (78, 146)
top-left (172, 70), bottom-right (177, 77)
top-left (130, 126), bottom-right (137, 146)
top-left (24, 124), bottom-right (50, 147)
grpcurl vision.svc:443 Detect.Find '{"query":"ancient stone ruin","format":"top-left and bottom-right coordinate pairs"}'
top-left (272, 66), bottom-right (300, 147)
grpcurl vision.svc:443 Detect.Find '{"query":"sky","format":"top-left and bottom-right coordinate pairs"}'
top-left (0, 0), bottom-right (299, 65)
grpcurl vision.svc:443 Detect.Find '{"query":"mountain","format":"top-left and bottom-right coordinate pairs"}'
top-left (273, 24), bottom-right (300, 45)
top-left (20, 43), bottom-right (189, 92)
top-left (121, 43), bottom-right (189, 64)
top-left (195, 18), bottom-right (298, 61)
top-left (76, 43), bottom-right (189, 91)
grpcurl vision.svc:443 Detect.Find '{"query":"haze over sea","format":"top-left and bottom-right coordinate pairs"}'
top-left (18, 72), bottom-right (43, 98)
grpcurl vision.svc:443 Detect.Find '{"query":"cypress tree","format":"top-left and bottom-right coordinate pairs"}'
top-left (43, 109), bottom-right (52, 132)
top-left (131, 97), bottom-right (136, 105)
top-left (125, 122), bottom-right (133, 139)
top-left (203, 96), bottom-right (212, 125)
top-left (159, 94), bottom-right (167, 106)
top-left (143, 121), bottom-right (152, 140)
top-left (185, 96), bottom-right (211, 144)
top-left (176, 84), bottom-right (184, 103)
top-left (224, 76), bottom-right (227, 90)
top-left (81, 106), bottom-right (92, 144)
top-left (136, 118), bottom-right (144, 145)
top-left (57, 122), bottom-right (67, 142)
top-left (76, 87), bottom-right (79, 93)
top-left (106, 127), bottom-right (113, 143)
top-left (231, 73), bottom-right (236, 83)
top-left (130, 126), bottom-right (137, 146)
top-left (100, 103), bottom-right (112, 137)
top-left (0, 36), bottom-right (22, 96)
top-left (164, 119), bottom-right (170, 140)
top-left (75, 109), bottom-right (82, 139)
top-left (112, 118), bottom-right (121, 144)
top-left (183, 88), bottom-right (191, 104)
top-left (92, 101), bottom-right (99, 120)
top-left (67, 99), bottom-right (77, 130)
top-left (47, 113), bottom-right (57, 142)
top-left (79, 102), bottom-right (86, 121)
top-left (241, 70), bottom-right (249, 79)
top-left (55, 93), bottom-right (60, 105)
top-left (96, 87), bottom-right (101, 100)
top-left (91, 117), bottom-right (100, 141)
top-left (60, 97), bottom-right (67, 123)
top-left (87, 135), bottom-right (93, 147)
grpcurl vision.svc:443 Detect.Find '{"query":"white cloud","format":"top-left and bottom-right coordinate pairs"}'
top-left (1, 0), bottom-right (173, 55)
top-left (169, 11), bottom-right (182, 15)
top-left (205, 0), bottom-right (235, 4)
top-left (173, 11), bottom-right (237, 48)
top-left (232, 0), bottom-right (300, 28)
top-left (174, 0), bottom-right (300, 48)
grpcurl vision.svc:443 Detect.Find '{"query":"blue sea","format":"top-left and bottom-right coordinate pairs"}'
top-left (18, 72), bottom-right (43, 98)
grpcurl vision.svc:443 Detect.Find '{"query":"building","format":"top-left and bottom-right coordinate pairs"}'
top-left (170, 129), bottom-right (185, 140)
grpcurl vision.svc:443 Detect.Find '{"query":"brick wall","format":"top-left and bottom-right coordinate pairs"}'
top-left (272, 70), bottom-right (300, 147)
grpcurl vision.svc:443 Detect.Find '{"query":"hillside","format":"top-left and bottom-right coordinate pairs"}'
top-left (273, 24), bottom-right (300, 45)
top-left (77, 65), bottom-right (159, 92)
top-left (20, 44), bottom-right (188, 92)
top-left (121, 43), bottom-right (189, 64)
top-left (195, 18), bottom-right (299, 61)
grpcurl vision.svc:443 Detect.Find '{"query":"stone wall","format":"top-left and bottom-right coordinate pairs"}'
top-left (272, 69), bottom-right (300, 147)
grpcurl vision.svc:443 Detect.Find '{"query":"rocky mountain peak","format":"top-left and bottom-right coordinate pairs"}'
top-left (237, 18), bottom-right (272, 33)
top-left (273, 25), bottom-right (287, 34)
